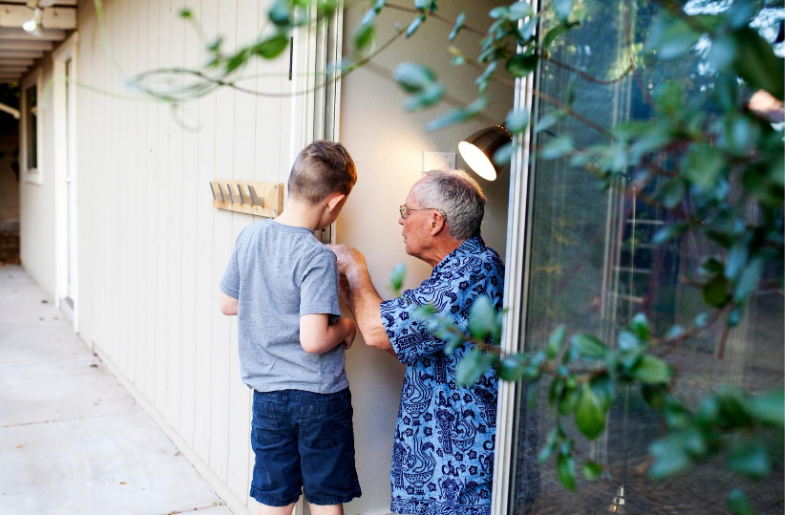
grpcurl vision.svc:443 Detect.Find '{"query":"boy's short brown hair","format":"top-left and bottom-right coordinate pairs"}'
top-left (288, 140), bottom-right (357, 204)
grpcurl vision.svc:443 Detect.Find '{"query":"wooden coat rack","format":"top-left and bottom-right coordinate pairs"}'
top-left (210, 180), bottom-right (283, 218)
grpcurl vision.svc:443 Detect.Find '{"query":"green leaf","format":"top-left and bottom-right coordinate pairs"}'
top-left (630, 313), bottom-right (650, 341)
top-left (390, 263), bottom-right (406, 293)
top-left (648, 432), bottom-right (692, 480)
top-left (590, 374), bottom-right (615, 411)
top-left (518, 17), bottom-right (538, 42)
top-left (582, 461), bottom-right (603, 480)
top-left (179, 8), bottom-right (193, 19)
top-left (645, 15), bottom-right (700, 60)
top-left (448, 12), bottom-right (465, 41)
top-left (354, 23), bottom-right (375, 50)
top-left (727, 440), bottom-right (771, 479)
top-left (468, 295), bottom-right (497, 341)
top-left (406, 15), bottom-right (425, 38)
top-left (508, 2), bottom-right (533, 20)
top-left (683, 144), bottom-right (726, 192)
top-left (556, 452), bottom-right (577, 491)
top-left (506, 52), bottom-right (539, 78)
top-left (641, 384), bottom-right (667, 410)
top-left (547, 325), bottom-right (567, 359)
top-left (505, 108), bottom-right (529, 134)
top-left (489, 6), bottom-right (508, 19)
top-left (734, 256), bottom-right (764, 302)
top-left (499, 353), bottom-right (527, 381)
top-left (731, 27), bottom-right (784, 101)
top-left (553, 0), bottom-right (573, 22)
top-left (575, 383), bottom-right (606, 439)
top-left (658, 178), bottom-right (686, 210)
top-left (541, 136), bottom-right (574, 160)
top-left (456, 348), bottom-right (497, 386)
top-left (570, 333), bottom-right (608, 360)
top-left (425, 108), bottom-right (469, 132)
top-left (534, 111), bottom-right (563, 133)
top-left (404, 83), bottom-right (446, 110)
top-left (726, 489), bottom-right (754, 515)
top-left (725, 242), bottom-right (749, 282)
top-left (703, 275), bottom-right (731, 308)
top-left (493, 142), bottom-right (514, 166)
top-left (632, 355), bottom-right (673, 384)
top-left (652, 222), bottom-right (689, 245)
top-left (749, 389), bottom-right (785, 427)
top-left (543, 24), bottom-right (569, 49)
top-left (394, 62), bottom-right (435, 92)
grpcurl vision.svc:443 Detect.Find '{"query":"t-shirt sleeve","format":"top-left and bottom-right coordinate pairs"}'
top-left (299, 249), bottom-right (341, 318)
top-left (219, 237), bottom-right (241, 299)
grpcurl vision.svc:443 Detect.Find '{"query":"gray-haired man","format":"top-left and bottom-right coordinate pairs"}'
top-left (330, 170), bottom-right (505, 515)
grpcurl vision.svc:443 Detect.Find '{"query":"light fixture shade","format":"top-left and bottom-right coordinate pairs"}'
top-left (458, 125), bottom-right (512, 181)
top-left (22, 7), bottom-right (43, 36)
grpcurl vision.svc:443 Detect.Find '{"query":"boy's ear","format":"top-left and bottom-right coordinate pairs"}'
top-left (326, 193), bottom-right (346, 212)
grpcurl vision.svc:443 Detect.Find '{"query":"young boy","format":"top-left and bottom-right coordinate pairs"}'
top-left (218, 140), bottom-right (361, 515)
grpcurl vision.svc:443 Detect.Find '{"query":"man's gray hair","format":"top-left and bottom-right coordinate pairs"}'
top-left (415, 170), bottom-right (486, 241)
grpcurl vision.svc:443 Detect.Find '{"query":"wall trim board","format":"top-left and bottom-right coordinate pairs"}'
top-left (88, 337), bottom-right (252, 515)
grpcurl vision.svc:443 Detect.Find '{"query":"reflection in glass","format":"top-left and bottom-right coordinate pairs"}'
top-left (510, 2), bottom-right (783, 514)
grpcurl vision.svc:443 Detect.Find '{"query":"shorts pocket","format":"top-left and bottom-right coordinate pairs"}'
top-left (251, 398), bottom-right (284, 446)
top-left (301, 397), bottom-right (354, 451)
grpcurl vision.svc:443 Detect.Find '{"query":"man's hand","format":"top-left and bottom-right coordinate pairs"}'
top-left (327, 244), bottom-right (368, 277)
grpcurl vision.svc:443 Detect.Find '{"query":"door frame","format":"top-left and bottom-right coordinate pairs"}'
top-left (491, 1), bottom-right (539, 513)
top-left (53, 32), bottom-right (79, 331)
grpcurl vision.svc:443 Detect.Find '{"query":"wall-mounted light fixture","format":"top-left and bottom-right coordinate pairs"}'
top-left (22, 6), bottom-right (43, 36)
top-left (23, 0), bottom-right (58, 36)
top-left (457, 125), bottom-right (512, 181)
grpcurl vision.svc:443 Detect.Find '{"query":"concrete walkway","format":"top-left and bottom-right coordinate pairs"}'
top-left (0, 266), bottom-right (232, 515)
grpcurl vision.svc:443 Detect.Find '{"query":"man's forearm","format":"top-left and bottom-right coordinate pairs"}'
top-left (346, 268), bottom-right (394, 353)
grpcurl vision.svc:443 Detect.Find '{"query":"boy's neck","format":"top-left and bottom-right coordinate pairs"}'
top-left (274, 198), bottom-right (325, 232)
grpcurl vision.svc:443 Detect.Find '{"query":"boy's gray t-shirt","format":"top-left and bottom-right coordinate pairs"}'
top-left (220, 219), bottom-right (348, 394)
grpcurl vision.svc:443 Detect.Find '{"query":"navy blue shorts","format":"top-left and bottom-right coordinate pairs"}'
top-left (250, 388), bottom-right (362, 506)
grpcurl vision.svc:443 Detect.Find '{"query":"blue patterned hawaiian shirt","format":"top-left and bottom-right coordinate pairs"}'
top-left (380, 236), bottom-right (504, 515)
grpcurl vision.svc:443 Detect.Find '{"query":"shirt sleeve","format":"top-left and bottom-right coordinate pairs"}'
top-left (380, 277), bottom-right (461, 365)
top-left (380, 250), bottom-right (506, 366)
top-left (299, 248), bottom-right (341, 318)
top-left (219, 236), bottom-right (241, 299)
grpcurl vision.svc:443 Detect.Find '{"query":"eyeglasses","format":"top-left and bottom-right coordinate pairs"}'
top-left (399, 205), bottom-right (447, 221)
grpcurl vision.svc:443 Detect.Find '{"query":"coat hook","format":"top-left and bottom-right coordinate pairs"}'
top-left (237, 183), bottom-right (245, 204)
top-left (247, 185), bottom-right (264, 207)
top-left (217, 182), bottom-right (226, 202)
top-left (209, 182), bottom-right (216, 200)
top-left (225, 183), bottom-right (234, 203)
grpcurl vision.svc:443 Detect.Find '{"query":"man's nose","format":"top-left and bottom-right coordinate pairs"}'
top-left (398, 216), bottom-right (404, 226)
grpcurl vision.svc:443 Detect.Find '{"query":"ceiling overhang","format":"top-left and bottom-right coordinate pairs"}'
top-left (0, 1), bottom-right (76, 83)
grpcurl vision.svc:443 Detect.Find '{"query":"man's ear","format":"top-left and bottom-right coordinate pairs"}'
top-left (326, 193), bottom-right (346, 212)
top-left (428, 210), bottom-right (446, 236)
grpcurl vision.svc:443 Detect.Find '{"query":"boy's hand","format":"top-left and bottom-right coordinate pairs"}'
top-left (342, 317), bottom-right (357, 350)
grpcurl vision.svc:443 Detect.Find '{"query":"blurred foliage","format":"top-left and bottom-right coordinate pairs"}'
top-left (134, 0), bottom-right (784, 512)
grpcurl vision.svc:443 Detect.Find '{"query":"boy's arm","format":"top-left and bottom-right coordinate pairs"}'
top-left (219, 291), bottom-right (239, 316)
top-left (300, 314), bottom-right (356, 354)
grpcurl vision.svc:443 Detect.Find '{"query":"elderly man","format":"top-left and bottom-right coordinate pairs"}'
top-left (331, 170), bottom-right (504, 515)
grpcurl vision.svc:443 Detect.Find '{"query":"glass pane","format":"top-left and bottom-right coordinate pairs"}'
top-left (510, 2), bottom-right (783, 514)
top-left (26, 85), bottom-right (36, 170)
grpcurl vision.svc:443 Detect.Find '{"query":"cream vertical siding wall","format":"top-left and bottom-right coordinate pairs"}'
top-left (70, 0), bottom-right (293, 512)
top-left (20, 56), bottom-right (57, 294)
